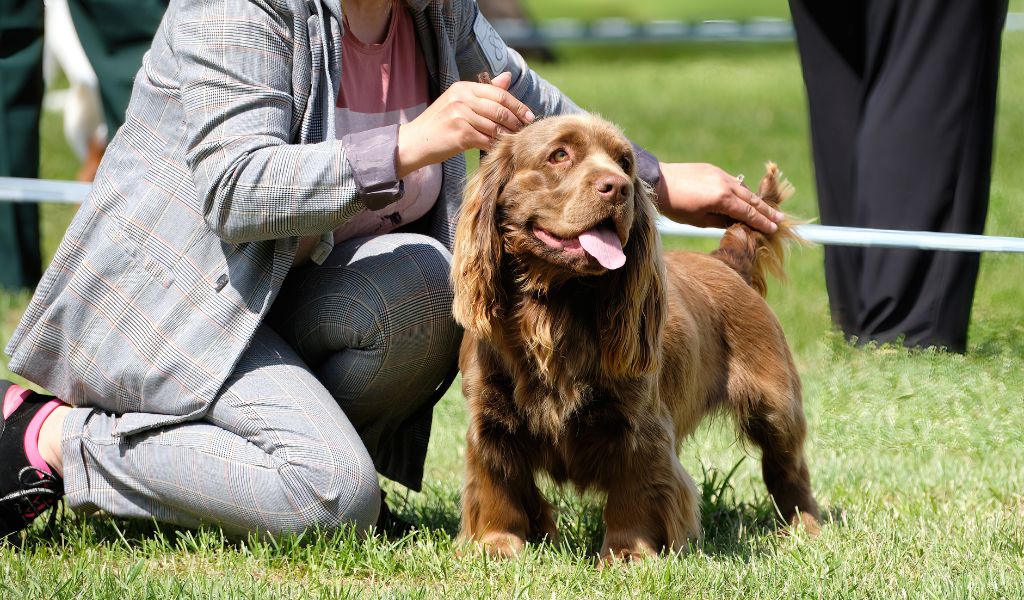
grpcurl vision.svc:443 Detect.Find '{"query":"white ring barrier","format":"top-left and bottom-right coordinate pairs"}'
top-left (657, 220), bottom-right (1024, 254)
top-left (0, 177), bottom-right (91, 204)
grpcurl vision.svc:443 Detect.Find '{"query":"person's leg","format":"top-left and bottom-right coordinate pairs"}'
top-left (65, 324), bottom-right (381, 535)
top-left (66, 0), bottom-right (168, 134)
top-left (0, 0), bottom-right (44, 290)
top-left (787, 0), bottom-right (867, 334)
top-left (268, 233), bottom-right (462, 491)
top-left (3, 324), bottom-right (381, 538)
top-left (852, 0), bottom-right (1008, 351)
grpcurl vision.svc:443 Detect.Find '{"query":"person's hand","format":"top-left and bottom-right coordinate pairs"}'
top-left (397, 72), bottom-right (535, 177)
top-left (655, 162), bottom-right (784, 233)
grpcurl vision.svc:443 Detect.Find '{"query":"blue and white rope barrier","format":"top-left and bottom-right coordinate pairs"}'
top-left (3, 176), bottom-right (1023, 253)
top-left (492, 17), bottom-right (796, 46)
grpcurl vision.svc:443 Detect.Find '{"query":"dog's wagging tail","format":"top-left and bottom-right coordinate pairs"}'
top-left (711, 162), bottom-right (800, 298)
top-left (452, 114), bottom-right (819, 562)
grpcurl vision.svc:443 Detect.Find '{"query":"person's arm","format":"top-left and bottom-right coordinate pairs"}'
top-left (176, 0), bottom-right (394, 244)
top-left (397, 72), bottom-right (535, 177)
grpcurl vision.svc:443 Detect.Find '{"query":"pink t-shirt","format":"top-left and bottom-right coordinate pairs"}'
top-left (295, 6), bottom-right (442, 265)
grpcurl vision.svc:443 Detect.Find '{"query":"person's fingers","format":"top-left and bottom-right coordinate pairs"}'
top-left (734, 183), bottom-right (786, 224)
top-left (470, 97), bottom-right (528, 134)
top-left (490, 71), bottom-right (513, 89)
top-left (472, 79), bottom-right (535, 125)
top-left (458, 108), bottom-right (503, 149)
top-left (718, 193), bottom-right (778, 233)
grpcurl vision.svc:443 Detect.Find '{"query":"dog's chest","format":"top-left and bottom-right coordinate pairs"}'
top-left (505, 291), bottom-right (611, 438)
top-left (513, 377), bottom-right (639, 489)
top-left (511, 370), bottom-right (601, 442)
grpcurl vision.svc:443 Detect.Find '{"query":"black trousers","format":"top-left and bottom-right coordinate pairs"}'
top-left (788, 0), bottom-right (1008, 352)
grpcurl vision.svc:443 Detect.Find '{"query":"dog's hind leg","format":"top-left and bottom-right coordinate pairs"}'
top-left (735, 374), bottom-right (821, 534)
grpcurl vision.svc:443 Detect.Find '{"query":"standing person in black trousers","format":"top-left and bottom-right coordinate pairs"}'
top-left (788, 0), bottom-right (1009, 352)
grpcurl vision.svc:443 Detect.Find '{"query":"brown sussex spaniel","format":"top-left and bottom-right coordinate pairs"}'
top-left (451, 114), bottom-right (820, 561)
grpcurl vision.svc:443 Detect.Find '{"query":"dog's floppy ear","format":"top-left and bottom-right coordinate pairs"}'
top-left (452, 144), bottom-right (516, 339)
top-left (600, 179), bottom-right (666, 378)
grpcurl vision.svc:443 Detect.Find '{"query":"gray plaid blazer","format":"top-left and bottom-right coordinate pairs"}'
top-left (5, 0), bottom-right (603, 437)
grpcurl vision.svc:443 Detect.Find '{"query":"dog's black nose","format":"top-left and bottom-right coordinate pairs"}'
top-left (596, 174), bottom-right (629, 202)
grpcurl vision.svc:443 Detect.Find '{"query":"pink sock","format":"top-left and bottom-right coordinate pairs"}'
top-left (3, 384), bottom-right (62, 476)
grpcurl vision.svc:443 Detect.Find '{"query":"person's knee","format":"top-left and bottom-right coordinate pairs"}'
top-left (277, 447), bottom-right (381, 535)
top-left (334, 457), bottom-right (382, 533)
top-left (339, 233), bottom-right (458, 345)
top-left (403, 233), bottom-right (453, 287)
top-left (363, 234), bottom-right (461, 352)
top-left (398, 235), bottom-right (460, 337)
top-left (391, 233), bottom-right (456, 307)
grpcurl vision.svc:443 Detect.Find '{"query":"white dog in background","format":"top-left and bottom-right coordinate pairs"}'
top-left (43, 0), bottom-right (106, 181)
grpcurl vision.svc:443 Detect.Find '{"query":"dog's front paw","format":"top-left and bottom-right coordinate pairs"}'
top-left (479, 531), bottom-right (527, 558)
top-left (598, 533), bottom-right (660, 566)
top-left (784, 511), bottom-right (821, 537)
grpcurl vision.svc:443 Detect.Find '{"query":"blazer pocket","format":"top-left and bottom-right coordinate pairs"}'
top-left (88, 225), bottom-right (227, 421)
top-left (105, 225), bottom-right (177, 289)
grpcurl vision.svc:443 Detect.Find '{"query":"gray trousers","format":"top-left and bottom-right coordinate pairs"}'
top-left (59, 233), bottom-right (461, 537)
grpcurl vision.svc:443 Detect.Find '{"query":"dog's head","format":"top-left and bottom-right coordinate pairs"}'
top-left (452, 114), bottom-right (665, 377)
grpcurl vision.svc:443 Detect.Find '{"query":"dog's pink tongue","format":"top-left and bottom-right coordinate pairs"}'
top-left (578, 227), bottom-right (626, 270)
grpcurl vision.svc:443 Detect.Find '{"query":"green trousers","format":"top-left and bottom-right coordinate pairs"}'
top-left (0, 0), bottom-right (166, 290)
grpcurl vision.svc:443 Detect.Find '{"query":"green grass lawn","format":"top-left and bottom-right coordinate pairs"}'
top-left (3, 17), bottom-right (1024, 600)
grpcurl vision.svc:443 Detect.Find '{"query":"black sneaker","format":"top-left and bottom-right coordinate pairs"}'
top-left (1, 380), bottom-right (65, 541)
top-left (375, 490), bottom-right (415, 539)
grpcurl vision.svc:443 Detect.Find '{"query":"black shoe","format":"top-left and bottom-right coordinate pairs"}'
top-left (1, 380), bottom-right (64, 541)
top-left (375, 490), bottom-right (415, 539)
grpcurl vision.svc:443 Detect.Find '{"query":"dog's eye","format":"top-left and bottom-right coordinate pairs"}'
top-left (618, 155), bottom-right (632, 172)
top-left (548, 148), bottom-right (570, 164)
